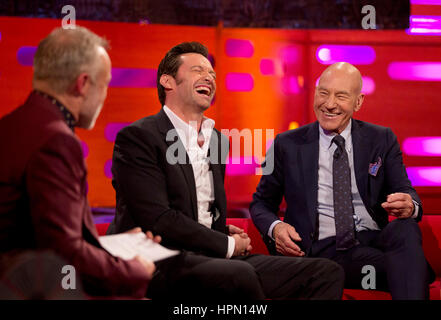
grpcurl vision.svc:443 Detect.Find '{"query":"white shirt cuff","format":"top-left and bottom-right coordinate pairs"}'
top-left (226, 235), bottom-right (235, 259)
top-left (268, 220), bottom-right (283, 240)
top-left (411, 200), bottom-right (419, 219)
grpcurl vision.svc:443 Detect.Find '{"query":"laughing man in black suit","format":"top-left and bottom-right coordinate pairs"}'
top-left (107, 42), bottom-right (344, 300)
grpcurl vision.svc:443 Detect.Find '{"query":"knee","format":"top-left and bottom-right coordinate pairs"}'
top-left (383, 218), bottom-right (422, 247)
top-left (222, 261), bottom-right (264, 298)
top-left (311, 258), bottom-right (345, 286)
top-left (178, 258), bottom-right (264, 300)
top-left (227, 261), bottom-right (260, 283)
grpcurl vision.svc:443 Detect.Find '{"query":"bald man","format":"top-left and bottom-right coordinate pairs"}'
top-left (250, 62), bottom-right (434, 299)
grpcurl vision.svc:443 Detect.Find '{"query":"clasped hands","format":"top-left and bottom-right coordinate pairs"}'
top-left (228, 224), bottom-right (253, 257)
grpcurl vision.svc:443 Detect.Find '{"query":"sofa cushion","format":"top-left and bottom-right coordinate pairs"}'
top-left (420, 215), bottom-right (441, 276)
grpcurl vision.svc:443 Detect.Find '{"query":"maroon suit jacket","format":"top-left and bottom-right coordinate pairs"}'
top-left (0, 92), bottom-right (150, 297)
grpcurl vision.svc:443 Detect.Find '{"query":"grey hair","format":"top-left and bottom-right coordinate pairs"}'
top-left (33, 26), bottom-right (109, 94)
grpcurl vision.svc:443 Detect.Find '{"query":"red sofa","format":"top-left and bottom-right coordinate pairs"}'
top-left (95, 216), bottom-right (441, 300)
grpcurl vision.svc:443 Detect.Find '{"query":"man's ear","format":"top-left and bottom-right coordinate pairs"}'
top-left (159, 74), bottom-right (173, 90)
top-left (72, 72), bottom-right (90, 96)
top-left (354, 93), bottom-right (365, 112)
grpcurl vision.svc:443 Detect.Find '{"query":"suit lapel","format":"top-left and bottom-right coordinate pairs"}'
top-left (351, 120), bottom-right (370, 206)
top-left (178, 162), bottom-right (199, 222)
top-left (155, 108), bottom-right (199, 221)
top-left (208, 130), bottom-right (227, 219)
top-left (300, 122), bottom-right (320, 229)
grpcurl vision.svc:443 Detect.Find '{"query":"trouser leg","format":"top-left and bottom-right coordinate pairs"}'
top-left (311, 221), bottom-right (432, 300)
top-left (235, 254), bottom-right (344, 300)
top-left (311, 234), bottom-right (389, 292)
top-left (147, 252), bottom-right (265, 300)
top-left (373, 219), bottom-right (431, 300)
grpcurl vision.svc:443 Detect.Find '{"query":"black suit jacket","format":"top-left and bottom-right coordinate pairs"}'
top-left (108, 108), bottom-right (230, 258)
top-left (250, 119), bottom-right (422, 254)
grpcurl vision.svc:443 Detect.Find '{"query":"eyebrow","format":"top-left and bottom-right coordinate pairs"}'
top-left (191, 65), bottom-right (216, 75)
top-left (317, 87), bottom-right (350, 96)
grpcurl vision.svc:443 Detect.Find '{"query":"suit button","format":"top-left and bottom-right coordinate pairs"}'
top-left (310, 232), bottom-right (314, 239)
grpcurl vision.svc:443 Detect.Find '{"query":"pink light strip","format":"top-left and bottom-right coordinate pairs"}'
top-left (316, 45), bottom-right (376, 65)
top-left (403, 137), bottom-right (441, 156)
top-left (280, 46), bottom-right (299, 64)
top-left (315, 76), bottom-right (375, 94)
top-left (406, 167), bottom-right (441, 186)
top-left (410, 0), bottom-right (441, 5)
top-left (104, 122), bottom-right (131, 142)
top-left (225, 73), bottom-right (254, 92)
top-left (412, 18), bottom-right (438, 23)
top-left (388, 62), bottom-right (441, 81)
top-left (226, 157), bottom-right (259, 176)
top-left (406, 27), bottom-right (441, 35)
top-left (282, 76), bottom-right (301, 94)
top-left (225, 39), bottom-right (254, 58)
top-left (361, 76), bottom-right (375, 94)
top-left (260, 58), bottom-right (275, 75)
top-left (407, 15), bottom-right (441, 35)
top-left (410, 15), bottom-right (441, 25)
top-left (104, 159), bottom-right (113, 179)
top-left (81, 141), bottom-right (89, 158)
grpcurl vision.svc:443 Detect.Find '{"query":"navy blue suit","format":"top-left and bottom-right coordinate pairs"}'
top-left (250, 119), bottom-right (433, 299)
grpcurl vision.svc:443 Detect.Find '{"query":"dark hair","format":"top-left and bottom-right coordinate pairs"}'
top-left (157, 41), bottom-right (209, 106)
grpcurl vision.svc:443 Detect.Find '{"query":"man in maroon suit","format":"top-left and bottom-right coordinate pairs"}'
top-left (0, 26), bottom-right (154, 298)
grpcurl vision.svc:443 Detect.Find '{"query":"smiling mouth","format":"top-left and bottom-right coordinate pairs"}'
top-left (322, 110), bottom-right (341, 118)
top-left (195, 85), bottom-right (212, 97)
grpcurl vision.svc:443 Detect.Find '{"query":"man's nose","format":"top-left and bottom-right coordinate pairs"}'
top-left (324, 95), bottom-right (337, 108)
top-left (202, 71), bottom-right (215, 83)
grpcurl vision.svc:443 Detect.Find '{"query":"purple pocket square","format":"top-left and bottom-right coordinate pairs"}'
top-left (369, 157), bottom-right (382, 176)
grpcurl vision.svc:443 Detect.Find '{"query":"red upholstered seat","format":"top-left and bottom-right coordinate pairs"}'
top-left (421, 215), bottom-right (441, 301)
top-left (421, 216), bottom-right (441, 281)
top-left (95, 222), bottom-right (110, 236)
top-left (95, 215), bottom-right (441, 300)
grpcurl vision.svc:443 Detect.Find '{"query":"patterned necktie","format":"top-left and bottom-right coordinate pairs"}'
top-left (332, 135), bottom-right (358, 250)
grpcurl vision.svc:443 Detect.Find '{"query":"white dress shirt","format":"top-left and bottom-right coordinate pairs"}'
top-left (163, 106), bottom-right (235, 258)
top-left (316, 119), bottom-right (379, 240)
